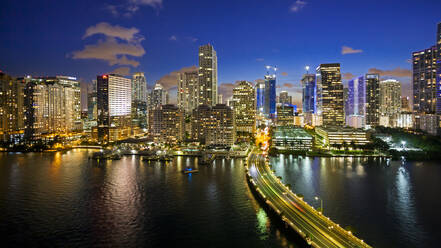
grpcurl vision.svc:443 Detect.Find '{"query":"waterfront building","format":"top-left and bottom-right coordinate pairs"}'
top-left (294, 112), bottom-right (304, 127)
top-left (87, 80), bottom-right (97, 120)
top-left (149, 82), bottom-right (168, 110)
top-left (191, 104), bottom-right (235, 147)
top-left (419, 114), bottom-right (440, 136)
top-left (264, 74), bottom-right (276, 119)
top-left (379, 79), bottom-right (401, 127)
top-left (396, 112), bottom-right (414, 129)
top-left (198, 44), bottom-right (218, 106)
top-left (412, 23), bottom-right (441, 115)
top-left (301, 74), bottom-right (316, 117)
top-left (177, 71), bottom-right (199, 113)
top-left (149, 104), bottom-right (184, 144)
top-left (23, 76), bottom-right (82, 141)
top-left (0, 72), bottom-right (25, 143)
top-left (401, 96), bottom-right (411, 112)
top-left (232, 81), bottom-right (255, 140)
top-left (255, 81), bottom-right (265, 114)
top-left (365, 74), bottom-right (380, 128)
top-left (272, 126), bottom-right (313, 151)
top-left (131, 72), bottom-right (148, 130)
top-left (315, 126), bottom-right (370, 147)
top-left (346, 76), bottom-right (366, 128)
top-left (279, 91), bottom-right (292, 105)
top-left (316, 63), bottom-right (344, 126)
top-left (276, 105), bottom-right (294, 126)
top-left (97, 74), bottom-right (131, 143)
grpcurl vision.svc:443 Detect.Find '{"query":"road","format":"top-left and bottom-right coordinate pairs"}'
top-left (246, 151), bottom-right (371, 248)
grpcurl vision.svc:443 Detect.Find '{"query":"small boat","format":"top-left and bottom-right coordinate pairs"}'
top-left (182, 166), bottom-right (199, 174)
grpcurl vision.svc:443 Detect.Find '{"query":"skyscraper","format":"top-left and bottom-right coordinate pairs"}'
top-left (232, 81), bottom-right (255, 139)
top-left (149, 82), bottom-right (168, 110)
top-left (198, 44), bottom-right (218, 106)
top-left (87, 80), bottom-right (97, 120)
top-left (131, 72), bottom-right (148, 130)
top-left (365, 74), bottom-right (380, 128)
top-left (0, 72), bottom-right (25, 143)
top-left (379, 79), bottom-right (401, 127)
top-left (177, 71), bottom-right (198, 113)
top-left (279, 91), bottom-right (292, 105)
top-left (346, 76), bottom-right (366, 127)
top-left (316, 63), bottom-right (344, 126)
top-left (301, 74), bottom-right (316, 114)
top-left (149, 104), bottom-right (184, 144)
top-left (264, 73), bottom-right (276, 118)
top-left (97, 74), bottom-right (131, 143)
top-left (255, 81), bottom-right (265, 114)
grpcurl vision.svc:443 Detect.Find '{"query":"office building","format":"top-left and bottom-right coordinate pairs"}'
top-left (97, 74), bottom-right (131, 143)
top-left (277, 105), bottom-right (294, 126)
top-left (131, 72), bottom-right (148, 130)
top-left (316, 126), bottom-right (370, 147)
top-left (0, 72), bottom-right (25, 143)
top-left (177, 71), bottom-right (198, 113)
top-left (264, 74), bottom-right (276, 118)
top-left (316, 63), bottom-right (344, 126)
top-left (232, 81), bottom-right (255, 139)
top-left (346, 76), bottom-right (366, 128)
top-left (149, 104), bottom-right (184, 144)
top-left (365, 74), bottom-right (380, 128)
top-left (255, 81), bottom-right (265, 114)
top-left (379, 79), bottom-right (401, 127)
top-left (87, 80), bottom-right (97, 120)
top-left (149, 82), bottom-right (168, 109)
top-left (273, 126), bottom-right (313, 151)
top-left (198, 44), bottom-right (218, 106)
top-left (301, 74), bottom-right (316, 114)
top-left (279, 91), bottom-right (292, 105)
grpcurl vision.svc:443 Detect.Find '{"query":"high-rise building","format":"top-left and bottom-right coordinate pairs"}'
top-left (379, 79), bottom-right (401, 127)
top-left (301, 74), bottom-right (316, 114)
top-left (232, 81), bottom-right (255, 139)
top-left (0, 72), bottom-right (25, 143)
top-left (87, 80), bottom-right (97, 120)
top-left (255, 81), bottom-right (265, 114)
top-left (346, 76), bottom-right (366, 128)
top-left (279, 91), bottom-right (292, 105)
top-left (97, 74), bottom-right (131, 143)
top-left (131, 72), bottom-right (148, 130)
top-left (149, 82), bottom-right (168, 109)
top-left (177, 71), bottom-right (198, 113)
top-left (218, 94), bottom-right (223, 104)
top-left (22, 76), bottom-right (81, 141)
top-left (198, 44), bottom-right (218, 106)
top-left (316, 63), bottom-right (344, 126)
top-left (401, 96), bottom-right (411, 112)
top-left (149, 104), bottom-right (184, 144)
top-left (276, 105), bottom-right (294, 126)
top-left (365, 74), bottom-right (380, 128)
top-left (264, 74), bottom-right (276, 118)
top-left (412, 22), bottom-right (441, 115)
top-left (191, 104), bottom-right (235, 147)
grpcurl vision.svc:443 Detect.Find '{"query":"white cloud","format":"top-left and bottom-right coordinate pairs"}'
top-left (169, 35), bottom-right (177, 41)
top-left (341, 45), bottom-right (363, 55)
top-left (256, 58), bottom-right (264, 62)
top-left (83, 22), bottom-right (142, 42)
top-left (109, 67), bottom-right (131, 76)
top-left (290, 0), bottom-right (307, 12)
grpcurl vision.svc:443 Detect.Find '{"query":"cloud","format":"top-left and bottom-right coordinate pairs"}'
top-left (254, 79), bottom-right (265, 84)
top-left (83, 22), bottom-right (142, 42)
top-left (186, 36), bottom-right (198, 42)
top-left (157, 65), bottom-right (198, 91)
top-left (109, 67), bottom-right (131, 76)
top-left (71, 23), bottom-right (145, 67)
top-left (169, 35), bottom-right (177, 41)
top-left (341, 46), bottom-right (363, 55)
top-left (342, 72), bottom-right (356, 80)
top-left (129, 0), bottom-right (162, 9)
top-left (218, 83), bottom-right (235, 100)
top-left (281, 72), bottom-right (288, 76)
top-left (256, 58), bottom-right (264, 62)
top-left (290, 0), bottom-right (307, 12)
top-left (106, 0), bottom-right (162, 17)
top-left (282, 83), bottom-right (294, 88)
top-left (368, 67), bottom-right (411, 78)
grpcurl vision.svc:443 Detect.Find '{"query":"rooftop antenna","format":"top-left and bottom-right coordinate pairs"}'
top-left (305, 66), bottom-right (310, 74)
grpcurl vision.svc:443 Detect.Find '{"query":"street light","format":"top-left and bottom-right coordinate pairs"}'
top-left (401, 140), bottom-right (406, 150)
top-left (315, 196), bottom-right (323, 213)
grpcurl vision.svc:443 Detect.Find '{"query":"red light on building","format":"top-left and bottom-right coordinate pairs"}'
top-left (102, 75), bottom-right (108, 79)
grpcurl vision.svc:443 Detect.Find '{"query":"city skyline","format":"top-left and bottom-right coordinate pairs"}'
top-left (2, 0), bottom-right (441, 107)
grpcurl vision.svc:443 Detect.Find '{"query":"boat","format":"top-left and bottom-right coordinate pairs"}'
top-left (182, 166), bottom-right (199, 174)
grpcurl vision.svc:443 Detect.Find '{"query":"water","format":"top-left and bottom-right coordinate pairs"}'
top-left (1, 151), bottom-right (440, 247)
top-left (271, 155), bottom-right (441, 248)
top-left (0, 150), bottom-right (293, 247)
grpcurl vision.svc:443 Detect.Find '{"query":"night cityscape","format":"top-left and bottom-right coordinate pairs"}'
top-left (1, 0), bottom-right (441, 247)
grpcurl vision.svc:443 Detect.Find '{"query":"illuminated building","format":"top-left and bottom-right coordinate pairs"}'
top-left (301, 74), bottom-right (316, 116)
top-left (97, 74), bottom-right (131, 143)
top-left (131, 72), bottom-right (148, 130)
top-left (218, 94), bottom-right (223, 104)
top-left (232, 81), bottom-right (255, 140)
top-left (401, 96), bottom-right (411, 112)
top-left (419, 114), bottom-right (440, 135)
top-left (177, 71), bottom-right (198, 113)
top-left (23, 76), bottom-right (81, 141)
top-left (396, 112), bottom-right (414, 129)
top-left (0, 72), bottom-right (25, 143)
top-left (149, 104), bottom-right (184, 144)
top-left (273, 127), bottom-right (313, 151)
top-left (149, 82), bottom-right (168, 110)
top-left (379, 79), bottom-right (401, 127)
top-left (276, 105), bottom-right (294, 126)
top-left (346, 76), bottom-right (366, 128)
top-left (198, 44), bottom-right (218, 106)
top-left (255, 81), bottom-right (265, 114)
top-left (192, 104), bottom-right (235, 147)
top-left (412, 23), bottom-right (441, 115)
top-left (365, 74), bottom-right (380, 128)
top-left (316, 63), bottom-right (344, 126)
top-left (87, 80), bottom-right (97, 120)
top-left (316, 126), bottom-right (370, 147)
top-left (279, 91), bottom-right (292, 105)
top-left (264, 73), bottom-right (276, 118)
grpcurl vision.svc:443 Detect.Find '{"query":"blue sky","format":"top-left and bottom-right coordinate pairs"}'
top-left (1, 0), bottom-right (441, 106)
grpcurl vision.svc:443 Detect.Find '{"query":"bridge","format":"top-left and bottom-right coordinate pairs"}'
top-left (246, 151), bottom-right (371, 248)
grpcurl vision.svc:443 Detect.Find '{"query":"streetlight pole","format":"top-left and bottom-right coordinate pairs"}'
top-left (315, 196), bottom-right (323, 214)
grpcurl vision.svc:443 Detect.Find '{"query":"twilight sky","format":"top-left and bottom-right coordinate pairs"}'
top-left (1, 0), bottom-right (441, 107)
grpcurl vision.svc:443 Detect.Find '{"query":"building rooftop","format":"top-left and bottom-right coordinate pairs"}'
top-left (274, 126), bottom-right (313, 140)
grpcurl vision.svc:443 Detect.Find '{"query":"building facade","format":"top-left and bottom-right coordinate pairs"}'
top-left (177, 71), bottom-right (199, 113)
top-left (232, 81), bottom-right (255, 139)
top-left (264, 74), bottom-right (276, 119)
top-left (255, 81), bottom-right (265, 114)
top-left (149, 83), bottom-right (168, 110)
top-left (346, 76), bottom-right (366, 128)
top-left (379, 79), bottom-right (401, 127)
top-left (276, 105), bottom-right (294, 126)
top-left (301, 74), bottom-right (316, 114)
top-left (149, 104), bottom-right (184, 144)
top-left (279, 91), bottom-right (292, 105)
top-left (131, 72), bottom-right (148, 130)
top-left (316, 63), bottom-right (344, 126)
top-left (0, 72), bottom-right (25, 143)
top-left (198, 44), bottom-right (218, 106)
top-left (365, 74), bottom-right (380, 128)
